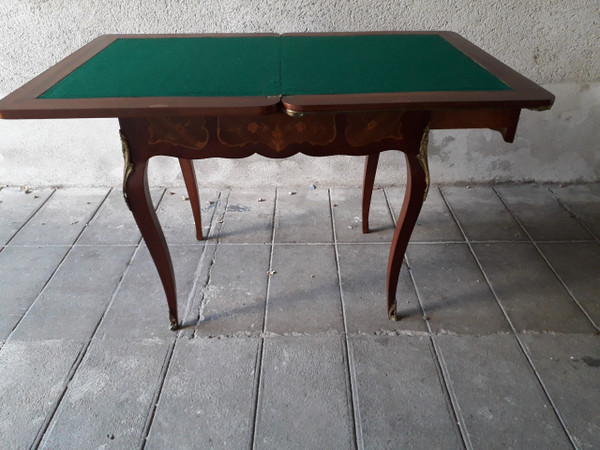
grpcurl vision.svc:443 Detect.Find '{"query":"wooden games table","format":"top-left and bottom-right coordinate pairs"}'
top-left (0, 32), bottom-right (554, 329)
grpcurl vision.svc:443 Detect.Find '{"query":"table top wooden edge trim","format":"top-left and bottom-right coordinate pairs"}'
top-left (0, 31), bottom-right (555, 120)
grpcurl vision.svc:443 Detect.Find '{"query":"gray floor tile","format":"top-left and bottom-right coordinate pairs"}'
top-left (210, 190), bottom-right (275, 244)
top-left (436, 334), bottom-right (571, 449)
top-left (495, 185), bottom-right (594, 241)
top-left (388, 186), bottom-right (464, 242)
top-left (266, 244), bottom-right (344, 334)
top-left (2, 184), bottom-right (599, 449)
top-left (520, 333), bottom-right (600, 450)
top-left (0, 245), bottom-right (69, 340)
top-left (9, 187), bottom-right (109, 246)
top-left (473, 243), bottom-right (596, 333)
top-left (158, 187), bottom-right (218, 245)
top-left (255, 336), bottom-right (354, 450)
top-left (332, 188), bottom-right (394, 242)
top-left (195, 244), bottom-right (270, 336)
top-left (350, 335), bottom-right (463, 449)
top-left (0, 187), bottom-right (54, 245)
top-left (10, 245), bottom-right (135, 341)
top-left (146, 337), bottom-right (260, 449)
top-left (0, 339), bottom-right (83, 448)
top-left (538, 242), bottom-right (600, 327)
top-left (407, 243), bottom-right (510, 334)
top-left (40, 338), bottom-right (172, 449)
top-left (274, 188), bottom-right (333, 243)
top-left (337, 244), bottom-right (427, 334)
top-left (441, 186), bottom-right (527, 241)
top-left (96, 244), bottom-right (205, 339)
top-left (77, 187), bottom-right (163, 245)
top-left (550, 184), bottom-right (600, 239)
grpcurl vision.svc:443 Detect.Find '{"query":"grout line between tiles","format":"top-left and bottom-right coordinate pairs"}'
top-left (180, 191), bottom-right (221, 326)
top-left (442, 187), bottom-right (578, 449)
top-left (142, 188), bottom-right (225, 447)
top-left (139, 340), bottom-right (176, 450)
top-left (32, 333), bottom-right (95, 448)
top-left (330, 188), bottom-right (361, 450)
top-left (385, 185), bottom-right (469, 449)
top-left (250, 188), bottom-right (277, 449)
top-left (37, 242), bottom-right (147, 448)
top-left (194, 190), bottom-right (230, 331)
top-left (3, 188), bottom-right (112, 341)
top-left (405, 258), bottom-right (470, 450)
top-left (141, 348), bottom-right (187, 449)
top-left (491, 187), bottom-right (599, 332)
top-left (31, 188), bottom-right (162, 449)
top-left (1, 188), bottom-right (56, 250)
top-left (35, 238), bottom-right (592, 248)
top-left (546, 185), bottom-right (600, 243)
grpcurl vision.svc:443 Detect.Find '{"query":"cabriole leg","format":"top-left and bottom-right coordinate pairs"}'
top-left (361, 152), bottom-right (380, 234)
top-left (387, 127), bottom-right (430, 320)
top-left (179, 158), bottom-right (203, 240)
top-left (121, 131), bottom-right (179, 330)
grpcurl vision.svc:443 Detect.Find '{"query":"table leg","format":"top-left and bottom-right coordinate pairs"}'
top-left (121, 132), bottom-right (179, 330)
top-left (387, 127), bottom-right (430, 320)
top-left (361, 153), bottom-right (380, 234)
top-left (178, 158), bottom-right (203, 240)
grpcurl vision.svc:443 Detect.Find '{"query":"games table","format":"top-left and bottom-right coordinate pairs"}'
top-left (0, 32), bottom-right (554, 330)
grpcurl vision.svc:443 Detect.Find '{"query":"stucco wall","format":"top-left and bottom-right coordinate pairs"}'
top-left (1, 0), bottom-right (598, 186)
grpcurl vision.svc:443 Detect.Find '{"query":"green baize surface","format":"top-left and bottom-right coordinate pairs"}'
top-left (39, 34), bottom-right (510, 99)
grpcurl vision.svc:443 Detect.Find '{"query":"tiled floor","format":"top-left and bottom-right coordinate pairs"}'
top-left (0, 183), bottom-right (598, 449)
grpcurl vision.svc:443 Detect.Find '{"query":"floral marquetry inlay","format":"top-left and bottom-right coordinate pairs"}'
top-left (147, 117), bottom-right (209, 150)
top-left (345, 111), bottom-right (404, 147)
top-left (218, 114), bottom-right (336, 152)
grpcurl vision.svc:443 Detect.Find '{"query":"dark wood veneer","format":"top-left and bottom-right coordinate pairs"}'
top-left (0, 32), bottom-right (554, 329)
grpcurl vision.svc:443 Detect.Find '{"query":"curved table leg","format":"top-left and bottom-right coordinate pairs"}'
top-left (361, 153), bottom-right (380, 234)
top-left (121, 133), bottom-right (179, 330)
top-left (387, 129), bottom-right (429, 320)
top-left (179, 158), bottom-right (203, 240)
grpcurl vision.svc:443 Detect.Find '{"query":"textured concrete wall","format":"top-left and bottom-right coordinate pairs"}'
top-left (1, 0), bottom-right (599, 187)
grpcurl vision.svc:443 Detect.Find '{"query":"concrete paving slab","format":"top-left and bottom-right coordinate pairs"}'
top-left (388, 186), bottom-right (464, 242)
top-left (495, 185), bottom-right (594, 241)
top-left (350, 335), bottom-right (462, 449)
top-left (538, 242), bottom-right (600, 326)
top-left (441, 186), bottom-right (527, 241)
top-left (96, 244), bottom-right (204, 339)
top-left (77, 187), bottom-right (163, 245)
top-left (10, 245), bottom-right (134, 341)
top-left (0, 245), bottom-right (69, 340)
top-left (0, 187), bottom-right (54, 245)
top-left (210, 190), bottom-right (275, 244)
top-left (435, 334), bottom-right (571, 449)
top-left (195, 244), bottom-right (270, 337)
top-left (274, 188), bottom-right (333, 243)
top-left (331, 188), bottom-right (394, 242)
top-left (8, 187), bottom-right (108, 246)
top-left (255, 336), bottom-right (354, 449)
top-left (336, 244), bottom-right (427, 334)
top-left (472, 243), bottom-right (596, 333)
top-left (550, 184), bottom-right (600, 239)
top-left (520, 333), bottom-right (600, 450)
top-left (266, 244), bottom-right (344, 334)
top-left (40, 338), bottom-right (171, 449)
top-left (407, 243), bottom-right (511, 334)
top-left (146, 337), bottom-right (260, 449)
top-left (158, 187), bottom-right (219, 245)
top-left (0, 339), bottom-right (83, 449)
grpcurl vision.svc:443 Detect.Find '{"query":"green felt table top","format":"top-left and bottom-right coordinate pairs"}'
top-left (39, 34), bottom-right (511, 100)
